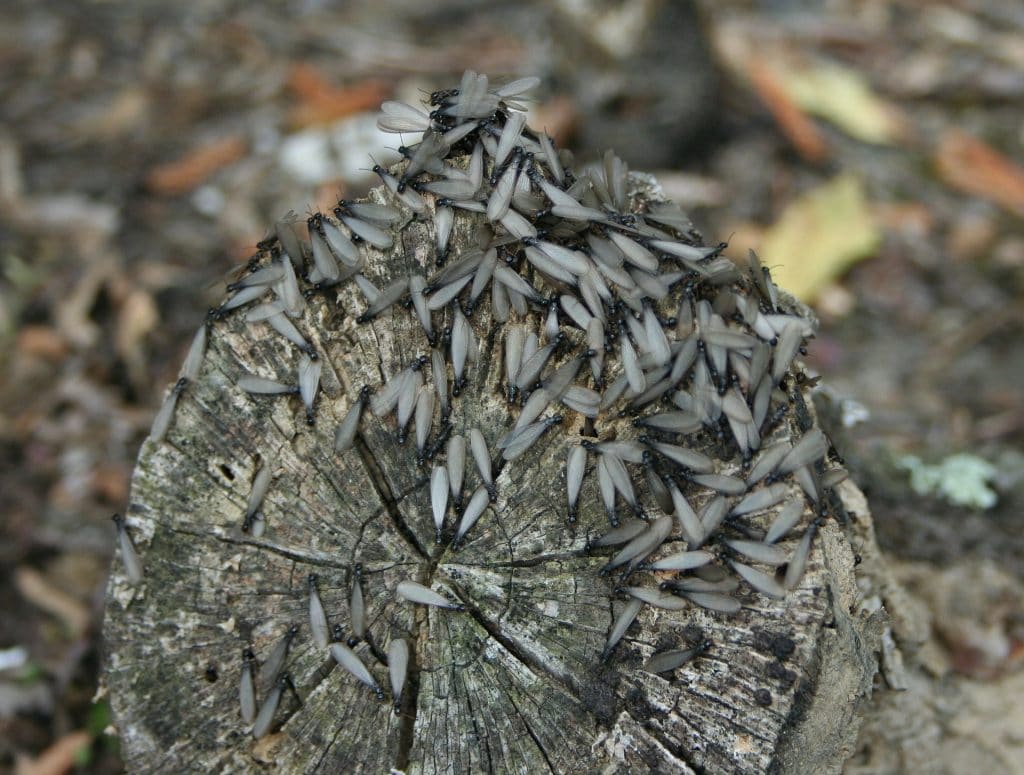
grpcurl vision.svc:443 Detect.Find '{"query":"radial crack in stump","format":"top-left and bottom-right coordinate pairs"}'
top-left (104, 71), bottom-right (883, 774)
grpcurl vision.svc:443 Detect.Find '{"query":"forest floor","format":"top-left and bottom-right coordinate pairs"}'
top-left (1, 1), bottom-right (1022, 772)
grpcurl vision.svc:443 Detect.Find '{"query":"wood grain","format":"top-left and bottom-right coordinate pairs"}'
top-left (104, 176), bottom-right (881, 774)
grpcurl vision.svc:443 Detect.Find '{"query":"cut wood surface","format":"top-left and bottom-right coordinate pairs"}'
top-left (103, 77), bottom-right (883, 774)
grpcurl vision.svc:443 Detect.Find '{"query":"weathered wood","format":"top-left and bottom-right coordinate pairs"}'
top-left (103, 87), bottom-right (884, 773)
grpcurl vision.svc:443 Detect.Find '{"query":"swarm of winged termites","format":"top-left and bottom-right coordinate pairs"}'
top-left (118, 70), bottom-right (850, 745)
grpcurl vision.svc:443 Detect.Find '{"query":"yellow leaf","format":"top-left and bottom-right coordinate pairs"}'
top-left (782, 62), bottom-right (902, 145)
top-left (762, 174), bottom-right (879, 303)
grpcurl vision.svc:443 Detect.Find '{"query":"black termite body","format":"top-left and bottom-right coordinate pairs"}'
top-left (252, 672), bottom-right (297, 739)
top-left (565, 444), bottom-right (586, 524)
top-left (356, 278), bottom-right (409, 324)
top-left (454, 486), bottom-right (489, 548)
top-left (255, 232), bottom-right (277, 252)
top-left (732, 561), bottom-right (787, 599)
top-left (621, 586), bottom-right (690, 611)
top-left (644, 640), bottom-right (712, 674)
top-left (150, 377), bottom-right (188, 444)
top-left (396, 580), bottom-right (465, 611)
top-left (298, 354), bottom-right (322, 425)
top-left (388, 638), bottom-right (410, 711)
top-left (469, 428), bottom-right (497, 501)
top-left (431, 465), bottom-right (449, 542)
top-left (428, 87), bottom-right (459, 107)
top-left (239, 648), bottom-right (256, 724)
top-left (422, 419), bottom-right (453, 463)
top-left (784, 518), bottom-right (821, 590)
top-left (599, 515), bottom-right (673, 575)
top-left (414, 384), bottom-right (435, 462)
top-left (602, 598), bottom-right (643, 662)
top-left (597, 455), bottom-right (619, 527)
top-left (588, 519), bottom-right (647, 550)
top-left (237, 375), bottom-right (299, 397)
top-left (335, 385), bottom-right (370, 454)
top-left (252, 674), bottom-right (283, 739)
top-left (308, 574), bottom-right (330, 649)
top-left (242, 460), bottom-right (273, 533)
top-left (330, 627), bottom-right (385, 700)
top-left (181, 324), bottom-right (208, 382)
top-left (447, 434), bottom-right (466, 509)
top-left (259, 624), bottom-right (299, 690)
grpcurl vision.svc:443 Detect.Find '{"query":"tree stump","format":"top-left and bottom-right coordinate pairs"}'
top-left (103, 75), bottom-right (884, 774)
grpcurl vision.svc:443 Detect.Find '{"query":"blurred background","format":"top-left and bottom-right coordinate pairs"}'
top-left (1, 0), bottom-right (1022, 771)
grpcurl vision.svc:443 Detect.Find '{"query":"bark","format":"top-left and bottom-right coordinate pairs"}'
top-left (103, 178), bottom-right (885, 774)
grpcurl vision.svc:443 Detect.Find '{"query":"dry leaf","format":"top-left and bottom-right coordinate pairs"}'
top-left (14, 566), bottom-right (90, 636)
top-left (762, 174), bottom-right (880, 302)
top-left (936, 130), bottom-right (1024, 217)
top-left (712, 22), bottom-right (900, 151)
top-left (77, 88), bottom-right (150, 141)
top-left (16, 326), bottom-right (69, 360)
top-left (146, 135), bottom-right (247, 195)
top-left (92, 461), bottom-right (131, 504)
top-left (54, 259), bottom-right (113, 349)
top-left (14, 730), bottom-right (91, 775)
top-left (747, 58), bottom-right (828, 163)
top-left (782, 61), bottom-right (904, 146)
top-left (287, 65), bottom-right (388, 128)
top-left (115, 288), bottom-right (159, 389)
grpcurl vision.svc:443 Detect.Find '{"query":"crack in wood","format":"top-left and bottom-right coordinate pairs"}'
top-left (624, 707), bottom-right (703, 775)
top-left (505, 692), bottom-right (557, 775)
top-left (455, 550), bottom-right (593, 569)
top-left (350, 430), bottom-right (434, 771)
top-left (394, 606), bottom-right (424, 772)
top-left (463, 680), bottom-right (495, 774)
top-left (455, 586), bottom-right (584, 708)
top-left (354, 433), bottom-right (431, 561)
top-left (167, 523), bottom-right (354, 570)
